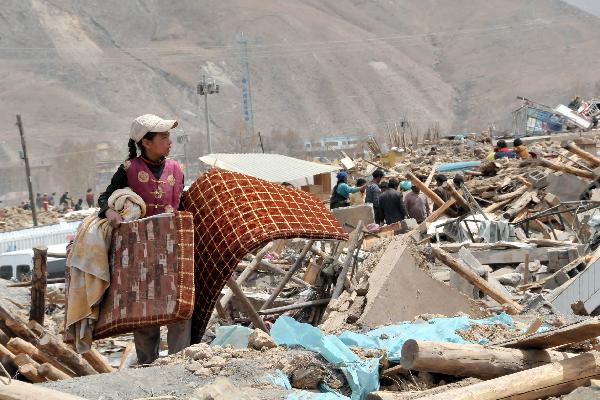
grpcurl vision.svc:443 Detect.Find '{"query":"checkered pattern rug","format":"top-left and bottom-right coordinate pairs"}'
top-left (181, 168), bottom-right (348, 342)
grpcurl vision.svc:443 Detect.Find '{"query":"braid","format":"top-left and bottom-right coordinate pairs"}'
top-left (127, 139), bottom-right (137, 160)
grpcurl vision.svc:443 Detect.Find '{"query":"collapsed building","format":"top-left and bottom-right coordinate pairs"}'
top-left (2, 130), bottom-right (600, 399)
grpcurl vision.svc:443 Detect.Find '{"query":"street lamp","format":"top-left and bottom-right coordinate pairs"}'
top-left (197, 75), bottom-right (219, 154)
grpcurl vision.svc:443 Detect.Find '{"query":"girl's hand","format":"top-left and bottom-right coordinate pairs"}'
top-left (105, 209), bottom-right (123, 229)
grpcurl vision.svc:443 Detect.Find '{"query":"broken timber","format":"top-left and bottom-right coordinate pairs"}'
top-left (400, 339), bottom-right (575, 379)
top-left (494, 317), bottom-right (600, 350)
top-left (431, 247), bottom-right (522, 314)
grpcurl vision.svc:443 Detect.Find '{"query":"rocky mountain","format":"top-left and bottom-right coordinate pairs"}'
top-left (0, 0), bottom-right (599, 195)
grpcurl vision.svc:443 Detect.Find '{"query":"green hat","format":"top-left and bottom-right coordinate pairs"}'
top-left (400, 180), bottom-right (412, 190)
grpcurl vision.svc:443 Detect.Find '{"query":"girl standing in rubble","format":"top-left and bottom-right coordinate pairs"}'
top-left (97, 114), bottom-right (190, 365)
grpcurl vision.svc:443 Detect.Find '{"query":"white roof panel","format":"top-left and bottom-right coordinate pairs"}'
top-left (199, 153), bottom-right (338, 183)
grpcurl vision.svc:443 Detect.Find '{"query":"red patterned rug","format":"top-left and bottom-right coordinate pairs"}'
top-left (181, 168), bottom-right (348, 342)
top-left (94, 212), bottom-right (195, 339)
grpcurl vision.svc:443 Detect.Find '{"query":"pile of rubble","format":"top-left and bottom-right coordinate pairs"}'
top-left (4, 131), bottom-right (600, 399)
top-left (0, 207), bottom-right (92, 232)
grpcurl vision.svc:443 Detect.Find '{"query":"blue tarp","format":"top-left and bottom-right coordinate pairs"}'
top-left (214, 314), bottom-right (514, 400)
top-left (271, 314), bottom-right (513, 400)
top-left (258, 369), bottom-right (293, 390)
top-left (272, 316), bottom-right (379, 400)
top-left (339, 313), bottom-right (513, 362)
top-left (210, 325), bottom-right (252, 348)
top-left (436, 161), bottom-right (481, 172)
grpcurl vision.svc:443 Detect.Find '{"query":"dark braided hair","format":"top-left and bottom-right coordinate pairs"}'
top-left (127, 132), bottom-right (159, 160)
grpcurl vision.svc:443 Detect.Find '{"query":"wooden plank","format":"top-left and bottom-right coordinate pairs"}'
top-left (431, 247), bottom-right (522, 314)
top-left (494, 318), bottom-right (600, 350)
top-left (408, 351), bottom-right (600, 400)
top-left (29, 246), bottom-right (47, 325)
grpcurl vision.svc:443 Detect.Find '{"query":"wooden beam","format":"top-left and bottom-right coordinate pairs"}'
top-left (404, 351), bottom-right (600, 400)
top-left (226, 277), bottom-right (268, 333)
top-left (38, 334), bottom-right (97, 376)
top-left (494, 318), bottom-right (600, 350)
top-left (400, 339), bottom-right (575, 379)
top-left (406, 171), bottom-right (444, 208)
top-left (0, 379), bottom-right (85, 400)
top-left (539, 158), bottom-right (594, 180)
top-left (82, 347), bottom-right (114, 373)
top-left (332, 224), bottom-right (363, 299)
top-left (37, 362), bottom-right (71, 381)
top-left (431, 247), bottom-right (522, 314)
top-left (563, 140), bottom-right (600, 167)
top-left (257, 298), bottom-right (330, 315)
top-left (492, 186), bottom-right (528, 202)
top-left (29, 246), bottom-right (47, 325)
top-left (6, 337), bottom-right (73, 377)
top-left (443, 182), bottom-right (470, 211)
top-left (502, 191), bottom-right (533, 220)
top-left (260, 240), bottom-right (314, 311)
top-left (219, 242), bottom-right (273, 310)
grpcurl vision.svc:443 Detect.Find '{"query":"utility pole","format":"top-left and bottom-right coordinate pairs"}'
top-left (197, 75), bottom-right (219, 154)
top-left (16, 115), bottom-right (38, 226)
top-left (238, 32), bottom-right (256, 150)
top-left (176, 132), bottom-right (190, 184)
top-left (257, 131), bottom-right (264, 153)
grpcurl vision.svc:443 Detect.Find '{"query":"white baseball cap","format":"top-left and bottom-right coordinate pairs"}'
top-left (130, 114), bottom-right (178, 142)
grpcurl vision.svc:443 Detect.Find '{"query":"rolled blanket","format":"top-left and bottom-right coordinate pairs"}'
top-left (66, 188), bottom-right (146, 353)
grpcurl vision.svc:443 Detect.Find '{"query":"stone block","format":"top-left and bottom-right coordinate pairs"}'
top-left (332, 204), bottom-right (375, 233)
top-left (546, 173), bottom-right (589, 202)
top-left (358, 237), bottom-right (485, 329)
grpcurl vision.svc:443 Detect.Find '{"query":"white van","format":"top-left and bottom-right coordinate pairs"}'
top-left (0, 243), bottom-right (68, 281)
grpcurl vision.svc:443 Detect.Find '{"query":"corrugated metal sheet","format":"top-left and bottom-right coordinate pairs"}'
top-left (199, 153), bottom-right (339, 183)
top-left (0, 221), bottom-right (81, 253)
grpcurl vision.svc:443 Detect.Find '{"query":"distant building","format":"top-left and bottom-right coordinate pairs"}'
top-left (303, 135), bottom-right (371, 153)
top-left (512, 104), bottom-right (563, 137)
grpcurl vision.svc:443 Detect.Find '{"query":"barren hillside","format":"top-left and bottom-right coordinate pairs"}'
top-left (0, 0), bottom-right (599, 195)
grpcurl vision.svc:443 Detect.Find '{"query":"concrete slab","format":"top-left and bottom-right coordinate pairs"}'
top-left (358, 237), bottom-right (486, 329)
top-left (332, 204), bottom-right (375, 233)
top-left (546, 173), bottom-right (589, 202)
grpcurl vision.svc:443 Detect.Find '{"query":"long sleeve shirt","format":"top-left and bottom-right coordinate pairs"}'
top-left (378, 190), bottom-right (408, 224)
top-left (364, 182), bottom-right (381, 207)
top-left (403, 191), bottom-right (429, 223)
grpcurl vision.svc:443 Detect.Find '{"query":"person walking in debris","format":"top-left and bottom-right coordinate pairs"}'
top-left (85, 188), bottom-right (95, 208)
top-left (41, 193), bottom-right (49, 212)
top-left (48, 192), bottom-right (56, 207)
top-left (74, 198), bottom-right (83, 211)
top-left (97, 114), bottom-right (189, 365)
top-left (59, 192), bottom-right (71, 211)
top-left (35, 193), bottom-right (42, 210)
top-left (404, 183), bottom-right (429, 223)
top-left (365, 169), bottom-right (385, 224)
top-left (513, 138), bottom-right (531, 159)
top-left (432, 175), bottom-right (451, 212)
top-left (330, 171), bottom-right (365, 210)
top-left (378, 178), bottom-right (408, 225)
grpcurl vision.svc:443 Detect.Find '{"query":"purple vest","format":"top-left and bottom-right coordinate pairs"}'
top-left (126, 157), bottom-right (184, 217)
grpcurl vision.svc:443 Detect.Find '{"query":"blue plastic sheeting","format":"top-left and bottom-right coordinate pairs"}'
top-left (338, 313), bottom-right (513, 362)
top-left (210, 325), bottom-right (252, 348)
top-left (272, 316), bottom-right (379, 400)
top-left (436, 161), bottom-right (481, 172)
top-left (258, 369), bottom-right (292, 390)
top-left (287, 390), bottom-right (349, 400)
